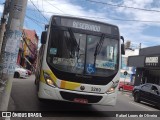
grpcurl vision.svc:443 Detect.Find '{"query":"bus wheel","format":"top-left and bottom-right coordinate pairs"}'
top-left (34, 77), bottom-right (37, 85)
top-left (157, 104), bottom-right (160, 110)
top-left (134, 93), bottom-right (140, 103)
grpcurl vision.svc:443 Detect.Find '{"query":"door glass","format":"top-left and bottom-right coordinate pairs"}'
top-left (151, 85), bottom-right (159, 95)
top-left (141, 85), bottom-right (151, 92)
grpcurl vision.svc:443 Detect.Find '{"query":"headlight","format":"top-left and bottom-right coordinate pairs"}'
top-left (43, 72), bottom-right (57, 88)
top-left (106, 80), bottom-right (119, 94)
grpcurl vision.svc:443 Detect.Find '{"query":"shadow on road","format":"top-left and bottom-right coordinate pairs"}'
top-left (138, 101), bottom-right (159, 110)
top-left (37, 100), bottom-right (111, 117)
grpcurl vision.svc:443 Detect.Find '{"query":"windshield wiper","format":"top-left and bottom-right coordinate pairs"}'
top-left (68, 28), bottom-right (79, 58)
top-left (76, 38), bottom-right (81, 62)
top-left (93, 34), bottom-right (105, 67)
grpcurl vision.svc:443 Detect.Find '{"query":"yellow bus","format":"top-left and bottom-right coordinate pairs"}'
top-left (35, 15), bottom-right (125, 105)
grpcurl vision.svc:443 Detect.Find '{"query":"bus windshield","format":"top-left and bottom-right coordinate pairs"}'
top-left (47, 26), bottom-right (119, 77)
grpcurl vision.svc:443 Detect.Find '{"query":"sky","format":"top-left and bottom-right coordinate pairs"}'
top-left (0, 0), bottom-right (160, 48)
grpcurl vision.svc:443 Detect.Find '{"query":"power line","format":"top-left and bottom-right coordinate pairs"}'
top-left (26, 15), bottom-right (44, 30)
top-left (29, 0), bottom-right (49, 22)
top-left (86, 0), bottom-right (160, 13)
top-left (26, 15), bottom-right (46, 25)
top-left (42, 0), bottom-right (45, 15)
top-left (45, 0), bottom-right (65, 13)
top-left (26, 8), bottom-right (160, 23)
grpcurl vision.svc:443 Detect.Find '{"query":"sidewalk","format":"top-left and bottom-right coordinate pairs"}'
top-left (8, 96), bottom-right (16, 111)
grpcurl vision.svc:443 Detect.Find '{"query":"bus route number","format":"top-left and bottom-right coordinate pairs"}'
top-left (91, 87), bottom-right (101, 92)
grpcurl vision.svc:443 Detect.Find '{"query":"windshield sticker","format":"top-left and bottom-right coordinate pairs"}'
top-left (53, 57), bottom-right (76, 66)
top-left (76, 63), bottom-right (84, 69)
top-left (88, 38), bottom-right (92, 43)
top-left (96, 60), bottom-right (115, 70)
top-left (50, 48), bottom-right (57, 55)
top-left (86, 64), bottom-right (95, 74)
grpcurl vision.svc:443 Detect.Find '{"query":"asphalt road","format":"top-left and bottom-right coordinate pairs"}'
top-left (6, 75), bottom-right (159, 120)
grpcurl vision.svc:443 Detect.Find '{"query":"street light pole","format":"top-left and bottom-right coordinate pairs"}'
top-left (0, 0), bottom-right (28, 111)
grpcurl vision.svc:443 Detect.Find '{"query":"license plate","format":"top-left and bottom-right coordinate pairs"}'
top-left (74, 98), bottom-right (88, 104)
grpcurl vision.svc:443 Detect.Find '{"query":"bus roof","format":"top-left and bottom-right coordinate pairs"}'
top-left (51, 15), bottom-right (118, 27)
top-left (50, 15), bottom-right (119, 35)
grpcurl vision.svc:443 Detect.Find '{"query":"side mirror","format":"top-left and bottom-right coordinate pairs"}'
top-left (121, 44), bottom-right (125, 55)
top-left (41, 31), bottom-right (47, 44)
top-left (120, 36), bottom-right (124, 43)
top-left (120, 36), bottom-right (125, 55)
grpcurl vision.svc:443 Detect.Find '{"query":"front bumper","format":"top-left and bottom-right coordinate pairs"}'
top-left (38, 82), bottom-right (117, 106)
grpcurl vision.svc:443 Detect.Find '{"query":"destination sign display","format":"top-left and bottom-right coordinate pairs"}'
top-left (72, 21), bottom-right (100, 32)
top-left (59, 17), bottom-right (117, 34)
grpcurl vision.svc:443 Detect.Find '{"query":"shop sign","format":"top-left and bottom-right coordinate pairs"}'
top-left (144, 56), bottom-right (160, 67)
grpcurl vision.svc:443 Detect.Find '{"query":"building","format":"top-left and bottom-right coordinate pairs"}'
top-left (120, 48), bottom-right (139, 83)
top-left (120, 41), bottom-right (139, 83)
top-left (128, 45), bottom-right (160, 86)
top-left (17, 29), bottom-right (39, 71)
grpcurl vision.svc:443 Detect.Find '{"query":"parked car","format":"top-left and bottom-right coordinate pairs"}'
top-left (118, 82), bottom-right (134, 91)
top-left (132, 83), bottom-right (160, 109)
top-left (26, 69), bottom-right (32, 75)
top-left (14, 65), bottom-right (29, 78)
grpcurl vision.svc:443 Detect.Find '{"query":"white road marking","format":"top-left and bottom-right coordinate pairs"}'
top-left (129, 101), bottom-right (156, 111)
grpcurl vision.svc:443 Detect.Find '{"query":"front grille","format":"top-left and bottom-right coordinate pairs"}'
top-left (60, 91), bottom-right (103, 103)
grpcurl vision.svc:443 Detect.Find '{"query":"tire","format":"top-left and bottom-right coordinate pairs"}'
top-left (38, 98), bottom-right (49, 103)
top-left (14, 72), bottom-right (20, 78)
top-left (34, 76), bottom-right (37, 85)
top-left (134, 92), bottom-right (140, 103)
top-left (157, 104), bottom-right (160, 110)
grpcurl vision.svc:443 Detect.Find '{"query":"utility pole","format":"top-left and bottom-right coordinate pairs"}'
top-left (0, 0), bottom-right (28, 111)
top-left (0, 0), bottom-right (10, 54)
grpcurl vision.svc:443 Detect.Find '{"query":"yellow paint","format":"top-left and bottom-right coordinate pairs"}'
top-left (60, 80), bottom-right (81, 90)
top-left (23, 38), bottom-right (30, 56)
top-left (46, 70), bottom-right (57, 83)
top-left (40, 70), bottom-right (57, 84)
top-left (40, 70), bottom-right (45, 83)
top-left (60, 80), bottom-right (66, 88)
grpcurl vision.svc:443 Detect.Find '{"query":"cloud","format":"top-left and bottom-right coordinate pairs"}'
top-left (1, 0), bottom-right (159, 48)
top-left (0, 4), bottom-right (4, 16)
top-left (105, 0), bottom-right (160, 47)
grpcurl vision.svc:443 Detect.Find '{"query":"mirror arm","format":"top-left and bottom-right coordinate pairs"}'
top-left (120, 36), bottom-right (124, 43)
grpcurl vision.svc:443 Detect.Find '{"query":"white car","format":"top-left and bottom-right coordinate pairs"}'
top-left (14, 65), bottom-right (29, 78)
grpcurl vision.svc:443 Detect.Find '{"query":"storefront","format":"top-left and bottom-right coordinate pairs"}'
top-left (128, 45), bottom-right (160, 86)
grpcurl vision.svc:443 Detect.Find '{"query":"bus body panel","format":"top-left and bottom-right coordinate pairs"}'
top-left (38, 81), bottom-right (118, 105)
top-left (36, 15), bottom-right (122, 106)
top-left (40, 69), bottom-right (120, 94)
